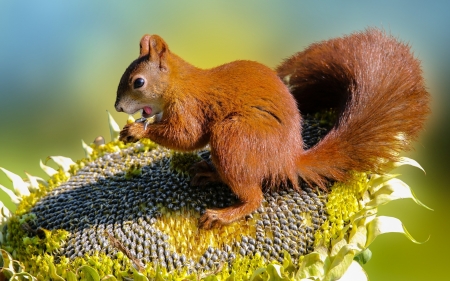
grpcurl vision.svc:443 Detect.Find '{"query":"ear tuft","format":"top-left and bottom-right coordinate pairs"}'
top-left (139, 34), bottom-right (170, 71)
top-left (139, 34), bottom-right (151, 57)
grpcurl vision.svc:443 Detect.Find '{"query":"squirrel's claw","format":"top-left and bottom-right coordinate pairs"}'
top-left (144, 121), bottom-right (150, 131)
top-left (134, 117), bottom-right (151, 131)
top-left (135, 117), bottom-right (147, 123)
top-left (199, 209), bottom-right (223, 229)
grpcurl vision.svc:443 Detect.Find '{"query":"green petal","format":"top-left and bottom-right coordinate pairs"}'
top-left (66, 271), bottom-right (78, 281)
top-left (1, 249), bottom-right (15, 274)
top-left (282, 250), bottom-right (297, 275)
top-left (77, 265), bottom-right (101, 281)
top-left (101, 275), bottom-right (118, 281)
top-left (203, 275), bottom-right (219, 281)
top-left (49, 262), bottom-right (65, 281)
top-left (154, 265), bottom-right (166, 281)
top-left (10, 272), bottom-right (38, 281)
top-left (354, 248), bottom-right (372, 265)
top-left (249, 267), bottom-right (268, 281)
top-left (132, 267), bottom-right (149, 281)
top-left (266, 264), bottom-right (290, 281)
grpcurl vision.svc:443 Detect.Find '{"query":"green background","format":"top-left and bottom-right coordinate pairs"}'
top-left (0, 1), bottom-right (448, 280)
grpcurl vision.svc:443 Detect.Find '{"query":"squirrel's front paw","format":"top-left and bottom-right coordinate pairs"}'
top-left (119, 123), bottom-right (145, 143)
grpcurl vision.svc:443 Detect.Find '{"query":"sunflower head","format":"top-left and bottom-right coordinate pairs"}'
top-left (0, 113), bottom-right (430, 280)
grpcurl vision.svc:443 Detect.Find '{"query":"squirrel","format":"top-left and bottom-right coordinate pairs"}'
top-left (115, 28), bottom-right (430, 229)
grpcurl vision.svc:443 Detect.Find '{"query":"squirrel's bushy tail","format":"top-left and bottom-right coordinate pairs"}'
top-left (277, 28), bottom-right (430, 187)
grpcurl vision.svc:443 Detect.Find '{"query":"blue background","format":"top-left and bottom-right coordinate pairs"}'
top-left (0, 1), bottom-right (448, 280)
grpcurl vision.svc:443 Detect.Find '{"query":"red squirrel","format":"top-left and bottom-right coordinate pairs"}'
top-left (115, 29), bottom-right (430, 229)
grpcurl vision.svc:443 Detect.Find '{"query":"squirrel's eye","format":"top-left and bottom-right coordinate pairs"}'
top-left (133, 78), bottom-right (145, 89)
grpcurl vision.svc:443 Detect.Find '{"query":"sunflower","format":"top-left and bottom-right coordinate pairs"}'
top-left (0, 112), bottom-right (430, 281)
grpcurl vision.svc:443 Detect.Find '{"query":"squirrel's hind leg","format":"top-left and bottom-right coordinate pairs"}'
top-left (189, 160), bottom-right (223, 186)
top-left (199, 183), bottom-right (263, 229)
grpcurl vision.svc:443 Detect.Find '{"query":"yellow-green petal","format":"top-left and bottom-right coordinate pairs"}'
top-left (82, 139), bottom-right (94, 158)
top-left (40, 160), bottom-right (58, 177)
top-left (0, 201), bottom-right (12, 225)
top-left (323, 245), bottom-right (358, 281)
top-left (366, 178), bottom-right (432, 210)
top-left (48, 156), bottom-right (76, 173)
top-left (389, 156), bottom-right (425, 173)
top-left (265, 264), bottom-right (290, 281)
top-left (365, 216), bottom-right (423, 248)
top-left (296, 251), bottom-right (326, 279)
top-left (337, 261), bottom-right (368, 281)
top-left (107, 111), bottom-right (120, 141)
top-left (0, 184), bottom-right (21, 205)
top-left (25, 172), bottom-right (48, 190)
top-left (11, 272), bottom-right (38, 281)
top-left (78, 265), bottom-right (101, 281)
top-left (0, 167), bottom-right (30, 197)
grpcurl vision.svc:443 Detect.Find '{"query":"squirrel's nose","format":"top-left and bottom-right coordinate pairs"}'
top-left (115, 101), bottom-right (123, 112)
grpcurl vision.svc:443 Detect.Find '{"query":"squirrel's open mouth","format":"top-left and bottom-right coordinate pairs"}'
top-left (138, 107), bottom-right (163, 124)
top-left (141, 106), bottom-right (153, 118)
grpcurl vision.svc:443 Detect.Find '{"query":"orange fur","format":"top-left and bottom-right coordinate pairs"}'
top-left (115, 29), bottom-right (430, 229)
top-left (277, 29), bottom-right (430, 186)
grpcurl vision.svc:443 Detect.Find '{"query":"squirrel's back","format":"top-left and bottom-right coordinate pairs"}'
top-left (277, 28), bottom-right (430, 185)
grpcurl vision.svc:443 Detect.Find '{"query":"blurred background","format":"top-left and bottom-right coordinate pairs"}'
top-left (0, 1), bottom-right (448, 280)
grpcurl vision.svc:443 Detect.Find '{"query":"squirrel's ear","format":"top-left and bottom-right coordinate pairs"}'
top-left (139, 34), bottom-right (169, 71)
